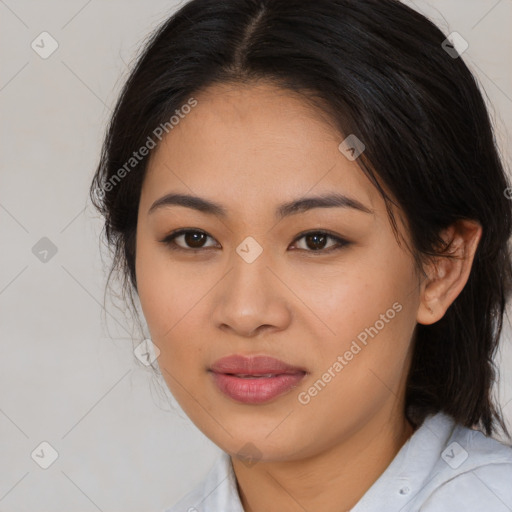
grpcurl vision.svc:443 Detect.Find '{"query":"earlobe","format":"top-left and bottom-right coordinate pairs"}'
top-left (416, 220), bottom-right (482, 326)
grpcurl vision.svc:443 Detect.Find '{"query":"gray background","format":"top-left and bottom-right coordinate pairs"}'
top-left (1, 1), bottom-right (511, 511)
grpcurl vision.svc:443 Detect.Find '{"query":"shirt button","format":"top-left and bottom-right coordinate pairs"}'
top-left (399, 486), bottom-right (411, 495)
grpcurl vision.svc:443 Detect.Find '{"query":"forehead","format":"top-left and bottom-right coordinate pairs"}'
top-left (142, 82), bottom-right (379, 215)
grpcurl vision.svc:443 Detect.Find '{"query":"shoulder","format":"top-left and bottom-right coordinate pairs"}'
top-left (418, 420), bottom-right (512, 511)
top-left (419, 462), bottom-right (512, 511)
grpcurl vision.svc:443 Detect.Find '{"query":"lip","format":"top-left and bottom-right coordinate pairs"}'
top-left (209, 354), bottom-right (307, 404)
top-left (210, 354), bottom-right (307, 375)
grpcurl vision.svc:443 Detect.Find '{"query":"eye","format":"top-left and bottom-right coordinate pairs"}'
top-left (160, 229), bottom-right (350, 254)
top-left (160, 229), bottom-right (218, 251)
top-left (290, 230), bottom-right (350, 253)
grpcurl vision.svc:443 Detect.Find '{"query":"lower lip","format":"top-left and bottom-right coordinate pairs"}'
top-left (210, 372), bottom-right (306, 404)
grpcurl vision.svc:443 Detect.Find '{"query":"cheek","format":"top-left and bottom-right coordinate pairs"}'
top-left (135, 236), bottom-right (213, 388)
top-left (302, 246), bottom-right (418, 400)
top-left (292, 277), bottom-right (416, 455)
top-left (135, 234), bottom-right (200, 338)
top-left (135, 252), bottom-right (204, 405)
top-left (310, 250), bottom-right (415, 345)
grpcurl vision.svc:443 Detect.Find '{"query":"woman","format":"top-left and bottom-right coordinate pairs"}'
top-left (90, 0), bottom-right (512, 510)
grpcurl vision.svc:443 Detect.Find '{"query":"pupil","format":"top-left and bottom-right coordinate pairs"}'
top-left (306, 233), bottom-right (326, 250)
top-left (185, 232), bottom-right (205, 248)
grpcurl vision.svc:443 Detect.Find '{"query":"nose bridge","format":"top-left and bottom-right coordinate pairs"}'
top-left (227, 240), bottom-right (275, 303)
top-left (211, 241), bottom-right (292, 336)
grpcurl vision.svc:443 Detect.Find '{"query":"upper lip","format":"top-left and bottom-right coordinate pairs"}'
top-left (210, 355), bottom-right (307, 375)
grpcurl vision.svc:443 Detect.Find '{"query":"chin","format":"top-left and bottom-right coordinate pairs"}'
top-left (205, 423), bottom-right (310, 464)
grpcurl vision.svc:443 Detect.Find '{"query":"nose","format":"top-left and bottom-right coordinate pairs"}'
top-left (211, 250), bottom-right (293, 338)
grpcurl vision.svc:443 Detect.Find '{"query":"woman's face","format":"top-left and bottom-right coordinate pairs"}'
top-left (135, 82), bottom-right (422, 461)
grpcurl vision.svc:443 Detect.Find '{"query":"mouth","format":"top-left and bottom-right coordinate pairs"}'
top-left (209, 354), bottom-right (308, 404)
top-left (210, 354), bottom-right (307, 375)
top-left (209, 371), bottom-right (307, 404)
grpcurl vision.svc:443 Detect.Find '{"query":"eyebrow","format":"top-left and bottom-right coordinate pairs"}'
top-left (148, 192), bottom-right (373, 218)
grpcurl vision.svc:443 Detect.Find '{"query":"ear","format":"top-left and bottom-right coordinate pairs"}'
top-left (417, 219), bottom-right (482, 325)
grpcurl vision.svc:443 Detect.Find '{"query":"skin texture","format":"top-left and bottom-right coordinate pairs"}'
top-left (135, 82), bottom-right (482, 512)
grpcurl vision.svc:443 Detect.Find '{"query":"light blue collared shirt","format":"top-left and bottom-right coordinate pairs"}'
top-left (165, 412), bottom-right (512, 511)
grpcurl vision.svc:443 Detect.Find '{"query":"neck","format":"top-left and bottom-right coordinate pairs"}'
top-left (231, 410), bottom-right (415, 512)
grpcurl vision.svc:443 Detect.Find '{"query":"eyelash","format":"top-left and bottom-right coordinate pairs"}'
top-left (159, 229), bottom-right (350, 254)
